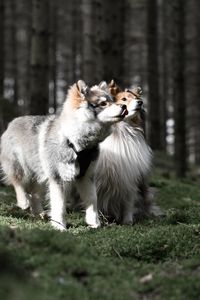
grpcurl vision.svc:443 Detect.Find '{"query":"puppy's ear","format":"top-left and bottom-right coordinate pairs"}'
top-left (98, 81), bottom-right (108, 91)
top-left (76, 80), bottom-right (89, 97)
top-left (108, 80), bottom-right (122, 96)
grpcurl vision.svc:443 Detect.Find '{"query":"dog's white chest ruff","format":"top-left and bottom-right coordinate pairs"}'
top-left (98, 122), bottom-right (152, 185)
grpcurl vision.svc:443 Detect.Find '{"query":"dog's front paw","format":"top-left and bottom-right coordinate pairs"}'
top-left (88, 220), bottom-right (101, 229)
top-left (122, 213), bottom-right (134, 225)
top-left (50, 220), bottom-right (67, 231)
top-left (85, 211), bottom-right (101, 228)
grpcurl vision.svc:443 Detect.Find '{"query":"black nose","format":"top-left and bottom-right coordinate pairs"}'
top-left (120, 104), bottom-right (127, 110)
top-left (137, 100), bottom-right (143, 106)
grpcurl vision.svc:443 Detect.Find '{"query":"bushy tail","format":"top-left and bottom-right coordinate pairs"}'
top-left (0, 137), bottom-right (6, 186)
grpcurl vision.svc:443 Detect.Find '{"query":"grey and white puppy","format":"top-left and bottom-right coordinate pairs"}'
top-left (0, 80), bottom-right (127, 230)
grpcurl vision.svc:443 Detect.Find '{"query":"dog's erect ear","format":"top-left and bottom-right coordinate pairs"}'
top-left (98, 81), bottom-right (108, 91)
top-left (133, 86), bottom-right (142, 96)
top-left (76, 80), bottom-right (89, 97)
top-left (126, 86), bottom-right (142, 98)
top-left (108, 79), bottom-right (122, 96)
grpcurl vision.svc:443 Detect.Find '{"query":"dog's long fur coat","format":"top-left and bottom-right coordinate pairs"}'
top-left (96, 81), bottom-right (162, 224)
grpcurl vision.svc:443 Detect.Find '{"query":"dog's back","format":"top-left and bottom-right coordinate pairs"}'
top-left (1, 116), bottom-right (48, 185)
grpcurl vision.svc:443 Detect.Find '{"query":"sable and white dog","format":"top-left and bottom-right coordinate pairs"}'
top-left (0, 80), bottom-right (128, 230)
top-left (96, 80), bottom-right (162, 225)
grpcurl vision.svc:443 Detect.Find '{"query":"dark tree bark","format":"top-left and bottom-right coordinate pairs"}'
top-left (123, 0), bottom-right (147, 88)
top-left (0, 0), bottom-right (5, 133)
top-left (101, 0), bottom-right (125, 85)
top-left (147, 0), bottom-right (162, 150)
top-left (192, 1), bottom-right (200, 165)
top-left (49, 0), bottom-right (57, 112)
top-left (16, 0), bottom-right (32, 115)
top-left (173, 0), bottom-right (187, 177)
top-left (158, 0), bottom-right (168, 152)
top-left (81, 0), bottom-right (125, 85)
top-left (0, 0), bottom-right (4, 100)
top-left (11, 0), bottom-right (18, 110)
top-left (72, 0), bottom-right (83, 81)
top-left (30, 0), bottom-right (49, 115)
top-left (81, 0), bottom-right (97, 85)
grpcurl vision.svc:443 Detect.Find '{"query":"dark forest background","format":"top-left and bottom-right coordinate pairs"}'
top-left (0, 0), bottom-right (200, 178)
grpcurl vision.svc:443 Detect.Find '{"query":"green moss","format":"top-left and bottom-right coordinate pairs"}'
top-left (0, 171), bottom-right (200, 300)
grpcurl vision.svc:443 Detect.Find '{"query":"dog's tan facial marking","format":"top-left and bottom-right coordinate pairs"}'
top-left (114, 91), bottom-right (136, 106)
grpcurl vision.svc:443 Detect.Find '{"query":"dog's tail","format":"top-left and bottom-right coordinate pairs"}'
top-left (0, 136), bottom-right (5, 186)
top-left (136, 182), bottom-right (164, 218)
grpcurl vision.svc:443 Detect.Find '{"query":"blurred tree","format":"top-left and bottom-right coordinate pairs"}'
top-left (123, 0), bottom-right (147, 87)
top-left (16, 0), bottom-right (32, 114)
top-left (186, 0), bottom-right (200, 165)
top-left (0, 0), bottom-right (4, 101)
top-left (172, 0), bottom-right (187, 177)
top-left (0, 0), bottom-right (4, 133)
top-left (10, 0), bottom-right (18, 109)
top-left (30, 0), bottom-right (49, 115)
top-left (71, 0), bottom-right (83, 82)
top-left (81, 0), bottom-right (97, 85)
top-left (147, 0), bottom-right (162, 150)
top-left (81, 0), bottom-right (125, 85)
top-left (49, 0), bottom-right (58, 111)
top-left (158, 0), bottom-right (168, 152)
top-left (194, 2), bottom-right (200, 165)
top-left (100, 0), bottom-right (125, 84)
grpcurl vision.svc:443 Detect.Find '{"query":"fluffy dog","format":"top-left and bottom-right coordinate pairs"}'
top-left (0, 80), bottom-right (128, 230)
top-left (96, 80), bottom-right (162, 224)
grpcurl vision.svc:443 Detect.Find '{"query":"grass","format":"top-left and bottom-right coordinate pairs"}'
top-left (0, 168), bottom-right (200, 300)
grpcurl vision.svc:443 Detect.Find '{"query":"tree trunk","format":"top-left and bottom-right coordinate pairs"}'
top-left (158, 0), bottom-right (168, 152)
top-left (147, 0), bottom-right (162, 150)
top-left (11, 0), bottom-right (18, 110)
top-left (15, 0), bottom-right (32, 115)
top-left (193, 1), bottom-right (200, 165)
top-left (49, 0), bottom-right (57, 112)
top-left (81, 0), bottom-right (97, 85)
top-left (101, 0), bottom-right (125, 85)
top-left (72, 0), bottom-right (83, 81)
top-left (173, 0), bottom-right (187, 177)
top-left (123, 0), bottom-right (147, 87)
top-left (0, 0), bottom-right (4, 133)
top-left (30, 0), bottom-right (49, 115)
top-left (0, 0), bottom-right (4, 100)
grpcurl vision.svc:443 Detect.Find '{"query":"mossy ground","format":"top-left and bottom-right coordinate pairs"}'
top-left (0, 158), bottom-right (200, 300)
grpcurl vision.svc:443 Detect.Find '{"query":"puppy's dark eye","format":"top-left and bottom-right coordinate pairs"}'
top-left (100, 101), bottom-right (108, 107)
top-left (121, 97), bottom-right (127, 102)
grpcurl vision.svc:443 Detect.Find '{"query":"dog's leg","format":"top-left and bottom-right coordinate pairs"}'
top-left (49, 179), bottom-right (66, 231)
top-left (13, 182), bottom-right (30, 210)
top-left (28, 183), bottom-right (45, 216)
top-left (122, 198), bottom-right (134, 225)
top-left (76, 177), bottom-right (100, 228)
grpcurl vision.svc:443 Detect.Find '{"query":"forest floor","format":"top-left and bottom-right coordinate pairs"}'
top-left (0, 155), bottom-right (200, 300)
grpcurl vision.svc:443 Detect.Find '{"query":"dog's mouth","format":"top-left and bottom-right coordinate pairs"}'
top-left (120, 108), bottom-right (128, 117)
top-left (111, 106), bottom-right (128, 120)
